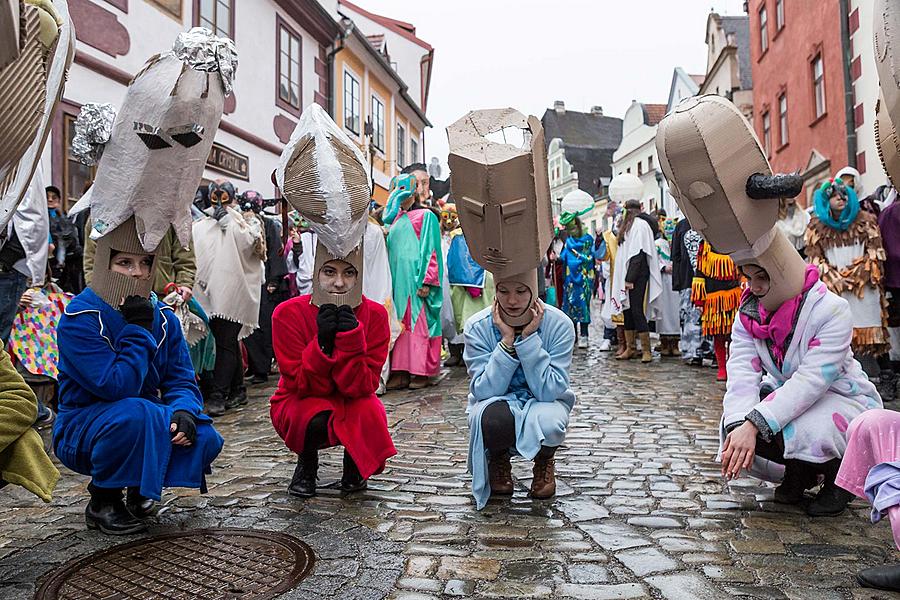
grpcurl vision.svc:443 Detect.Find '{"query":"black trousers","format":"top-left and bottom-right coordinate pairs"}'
top-left (481, 402), bottom-right (515, 452)
top-left (623, 271), bottom-right (650, 332)
top-left (209, 317), bottom-right (243, 399)
top-left (245, 286), bottom-right (289, 377)
top-left (753, 430), bottom-right (841, 484)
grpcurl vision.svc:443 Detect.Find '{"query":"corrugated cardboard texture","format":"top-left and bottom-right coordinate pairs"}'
top-left (446, 108), bottom-right (552, 282)
top-left (310, 237), bottom-right (364, 308)
top-left (875, 91), bottom-right (900, 188)
top-left (90, 217), bottom-right (157, 306)
top-left (0, 5), bottom-right (45, 198)
top-left (656, 95), bottom-right (777, 255)
top-left (84, 51), bottom-right (226, 252)
top-left (875, 0), bottom-right (900, 132)
top-left (0, 0), bottom-right (20, 70)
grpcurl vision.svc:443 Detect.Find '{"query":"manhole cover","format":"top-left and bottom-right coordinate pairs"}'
top-left (35, 528), bottom-right (315, 600)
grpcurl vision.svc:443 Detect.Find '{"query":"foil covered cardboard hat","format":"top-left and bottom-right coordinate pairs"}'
top-left (0, 0), bottom-right (74, 228)
top-left (656, 95), bottom-right (806, 312)
top-left (447, 108), bottom-right (552, 326)
top-left (275, 103), bottom-right (370, 307)
top-left (72, 27), bottom-right (235, 255)
top-left (874, 0), bottom-right (900, 186)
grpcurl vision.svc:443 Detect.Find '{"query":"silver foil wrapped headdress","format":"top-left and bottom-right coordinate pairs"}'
top-left (71, 103), bottom-right (117, 166)
top-left (173, 27), bottom-right (237, 96)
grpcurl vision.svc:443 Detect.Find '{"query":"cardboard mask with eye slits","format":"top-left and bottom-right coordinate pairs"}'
top-left (874, 0), bottom-right (900, 186)
top-left (73, 28), bottom-right (235, 253)
top-left (446, 109), bottom-right (552, 322)
top-left (656, 95), bottom-right (807, 313)
top-left (0, 0), bottom-right (74, 229)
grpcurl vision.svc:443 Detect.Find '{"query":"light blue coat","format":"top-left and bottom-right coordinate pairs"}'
top-left (463, 304), bottom-right (576, 509)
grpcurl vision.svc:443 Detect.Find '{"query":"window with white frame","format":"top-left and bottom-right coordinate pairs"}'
top-left (199, 0), bottom-right (232, 39)
top-left (410, 136), bottom-right (418, 163)
top-left (397, 122), bottom-right (406, 168)
top-left (759, 6), bottom-right (768, 53)
top-left (343, 70), bottom-right (360, 135)
top-left (277, 22), bottom-right (302, 111)
top-left (813, 55), bottom-right (825, 118)
top-left (762, 110), bottom-right (771, 156)
top-left (775, 0), bottom-right (784, 31)
top-left (778, 93), bottom-right (788, 146)
top-left (371, 95), bottom-right (385, 151)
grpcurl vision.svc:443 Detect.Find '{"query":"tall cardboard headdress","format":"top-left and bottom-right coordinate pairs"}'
top-left (0, 0), bottom-right (74, 228)
top-left (874, 0), bottom-right (900, 187)
top-left (447, 108), bottom-right (553, 326)
top-left (71, 27), bottom-right (235, 306)
top-left (275, 103), bottom-right (370, 307)
top-left (656, 95), bottom-right (806, 312)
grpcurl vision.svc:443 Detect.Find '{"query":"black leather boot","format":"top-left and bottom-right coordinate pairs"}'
top-left (773, 460), bottom-right (817, 504)
top-left (857, 563), bottom-right (900, 591)
top-left (126, 487), bottom-right (157, 518)
top-left (224, 386), bottom-right (248, 410)
top-left (340, 450), bottom-right (367, 493)
top-left (204, 392), bottom-right (226, 418)
top-left (85, 483), bottom-right (146, 535)
top-left (444, 344), bottom-right (464, 367)
top-left (807, 459), bottom-right (853, 517)
top-left (288, 452), bottom-right (318, 498)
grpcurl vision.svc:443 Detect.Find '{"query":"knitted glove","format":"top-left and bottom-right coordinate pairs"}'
top-left (335, 305), bottom-right (358, 333)
top-left (120, 295), bottom-right (155, 331)
top-left (170, 410), bottom-right (197, 445)
top-left (317, 303), bottom-right (339, 355)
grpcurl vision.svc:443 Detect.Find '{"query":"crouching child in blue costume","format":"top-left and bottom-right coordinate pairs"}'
top-left (447, 106), bottom-right (575, 509)
top-left (53, 28), bottom-right (234, 534)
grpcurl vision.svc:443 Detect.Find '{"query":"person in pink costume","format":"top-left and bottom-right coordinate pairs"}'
top-left (836, 409), bottom-right (900, 592)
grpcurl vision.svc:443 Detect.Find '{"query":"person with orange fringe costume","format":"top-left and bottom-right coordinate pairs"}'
top-left (691, 241), bottom-right (742, 381)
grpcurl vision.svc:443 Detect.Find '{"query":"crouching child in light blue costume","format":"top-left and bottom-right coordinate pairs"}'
top-left (464, 281), bottom-right (575, 510)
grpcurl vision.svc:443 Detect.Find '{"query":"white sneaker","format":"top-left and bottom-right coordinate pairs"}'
top-left (598, 339), bottom-right (611, 351)
top-left (578, 337), bottom-right (588, 349)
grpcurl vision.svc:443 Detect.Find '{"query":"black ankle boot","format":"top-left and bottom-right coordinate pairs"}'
top-left (857, 563), bottom-right (900, 591)
top-left (340, 450), bottom-right (367, 493)
top-left (807, 459), bottom-right (853, 517)
top-left (288, 452), bottom-right (318, 497)
top-left (85, 483), bottom-right (146, 535)
top-left (204, 392), bottom-right (226, 418)
top-left (224, 386), bottom-right (247, 409)
top-left (773, 460), bottom-right (817, 504)
top-left (444, 344), bottom-right (464, 367)
top-left (125, 487), bottom-right (157, 518)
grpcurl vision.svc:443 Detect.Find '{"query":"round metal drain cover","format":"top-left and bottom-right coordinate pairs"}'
top-left (35, 528), bottom-right (315, 600)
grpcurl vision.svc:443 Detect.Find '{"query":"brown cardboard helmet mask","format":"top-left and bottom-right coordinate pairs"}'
top-left (447, 108), bottom-right (552, 327)
top-left (90, 216), bottom-right (158, 306)
top-left (874, 2), bottom-right (900, 186)
top-left (311, 238), bottom-right (364, 308)
top-left (656, 95), bottom-right (807, 312)
top-left (0, 0), bottom-right (74, 228)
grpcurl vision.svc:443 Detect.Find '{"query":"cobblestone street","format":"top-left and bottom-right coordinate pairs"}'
top-left (2, 336), bottom-right (899, 600)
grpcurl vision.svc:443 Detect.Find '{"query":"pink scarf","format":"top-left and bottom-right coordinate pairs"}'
top-left (739, 264), bottom-right (820, 367)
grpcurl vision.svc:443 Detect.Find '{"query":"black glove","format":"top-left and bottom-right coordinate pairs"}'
top-left (316, 303), bottom-right (338, 355)
top-left (120, 295), bottom-right (155, 331)
top-left (212, 204), bottom-right (228, 221)
top-left (170, 410), bottom-right (197, 445)
top-left (335, 305), bottom-right (358, 333)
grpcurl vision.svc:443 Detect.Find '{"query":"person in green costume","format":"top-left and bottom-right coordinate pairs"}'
top-left (384, 170), bottom-right (444, 390)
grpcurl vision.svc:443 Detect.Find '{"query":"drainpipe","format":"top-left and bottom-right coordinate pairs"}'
top-left (327, 18), bottom-right (354, 118)
top-left (839, 0), bottom-right (857, 169)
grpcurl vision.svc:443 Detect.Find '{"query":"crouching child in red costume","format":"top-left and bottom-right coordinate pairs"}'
top-left (270, 104), bottom-right (396, 497)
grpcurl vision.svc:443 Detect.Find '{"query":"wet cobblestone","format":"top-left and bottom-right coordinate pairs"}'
top-left (0, 321), bottom-right (898, 598)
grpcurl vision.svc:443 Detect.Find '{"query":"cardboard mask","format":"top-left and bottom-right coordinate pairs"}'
top-left (875, 0), bottom-right (900, 135)
top-left (90, 217), bottom-right (157, 306)
top-left (656, 95), bottom-right (806, 312)
top-left (875, 91), bottom-right (900, 188)
top-left (0, 0), bottom-right (74, 229)
top-left (275, 103), bottom-right (370, 307)
top-left (446, 108), bottom-right (552, 326)
top-left (73, 28), bottom-right (235, 253)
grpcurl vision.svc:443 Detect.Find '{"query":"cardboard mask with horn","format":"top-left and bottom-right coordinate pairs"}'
top-left (656, 95), bottom-right (805, 313)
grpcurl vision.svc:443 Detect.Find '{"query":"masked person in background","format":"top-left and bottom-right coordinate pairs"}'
top-left (54, 29), bottom-right (232, 534)
top-left (270, 105), bottom-right (395, 497)
top-left (193, 179), bottom-right (265, 417)
top-left (383, 172), bottom-right (444, 390)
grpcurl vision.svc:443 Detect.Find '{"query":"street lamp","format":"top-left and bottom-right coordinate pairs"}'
top-left (364, 117), bottom-right (375, 193)
top-left (655, 170), bottom-right (664, 213)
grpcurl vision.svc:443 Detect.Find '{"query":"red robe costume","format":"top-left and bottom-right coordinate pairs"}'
top-left (270, 295), bottom-right (396, 479)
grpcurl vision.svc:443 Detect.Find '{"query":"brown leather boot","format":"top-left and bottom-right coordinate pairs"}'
top-left (668, 336), bottom-right (682, 357)
top-left (640, 332), bottom-right (653, 363)
top-left (488, 450), bottom-right (513, 496)
top-left (529, 447), bottom-right (557, 499)
top-left (615, 326), bottom-right (625, 350)
top-left (616, 330), bottom-right (637, 360)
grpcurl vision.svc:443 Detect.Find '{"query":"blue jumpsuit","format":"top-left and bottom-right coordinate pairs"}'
top-left (53, 288), bottom-right (223, 501)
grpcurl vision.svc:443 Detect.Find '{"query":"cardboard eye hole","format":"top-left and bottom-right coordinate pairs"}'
top-left (134, 122), bottom-right (172, 149)
top-left (168, 124), bottom-right (205, 148)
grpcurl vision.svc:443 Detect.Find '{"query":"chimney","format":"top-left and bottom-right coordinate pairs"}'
top-left (554, 100), bottom-right (565, 114)
top-left (590, 106), bottom-right (604, 116)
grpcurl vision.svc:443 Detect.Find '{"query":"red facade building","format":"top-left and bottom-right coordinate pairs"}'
top-left (748, 0), bottom-right (853, 206)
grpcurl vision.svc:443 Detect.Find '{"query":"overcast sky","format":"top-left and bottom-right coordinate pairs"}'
top-left (363, 0), bottom-right (748, 175)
